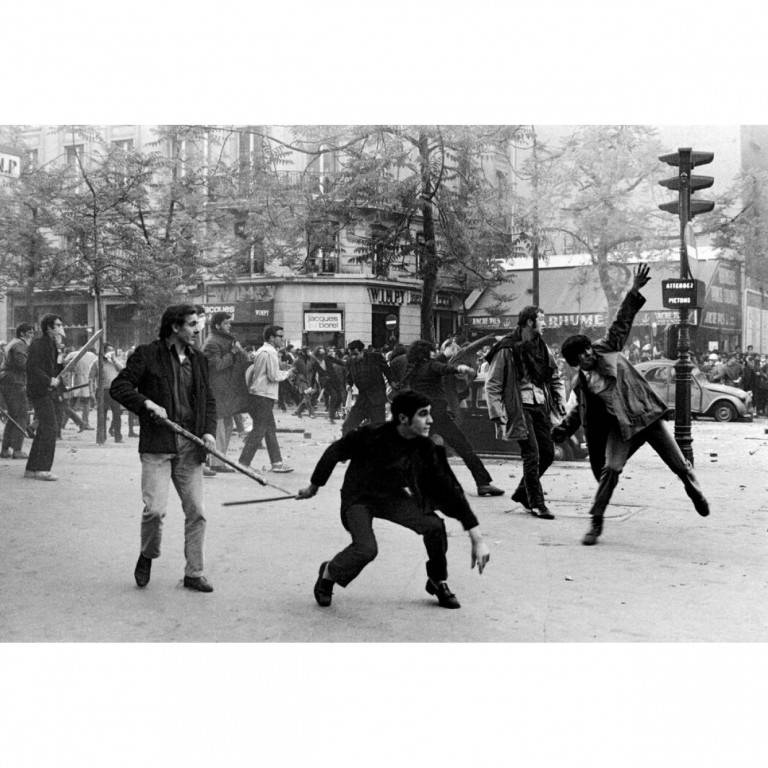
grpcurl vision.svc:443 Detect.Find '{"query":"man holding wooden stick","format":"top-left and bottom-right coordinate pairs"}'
top-left (110, 304), bottom-right (217, 593)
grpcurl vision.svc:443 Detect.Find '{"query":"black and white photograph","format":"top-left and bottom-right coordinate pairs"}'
top-left (2, 2), bottom-right (768, 766)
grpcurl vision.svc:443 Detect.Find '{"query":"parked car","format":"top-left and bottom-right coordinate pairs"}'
top-left (453, 377), bottom-right (588, 461)
top-left (635, 359), bottom-right (752, 422)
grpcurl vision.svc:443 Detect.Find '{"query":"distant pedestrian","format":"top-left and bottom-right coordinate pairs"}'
top-left (292, 347), bottom-right (316, 418)
top-left (312, 346), bottom-right (345, 422)
top-left (484, 305), bottom-right (566, 518)
top-left (110, 304), bottom-right (217, 592)
top-left (402, 339), bottom-right (503, 498)
top-left (62, 344), bottom-right (97, 430)
top-left (25, 314), bottom-right (66, 481)
top-left (202, 311), bottom-right (250, 474)
top-left (89, 343), bottom-right (124, 442)
top-left (0, 322), bottom-right (34, 460)
top-left (298, 389), bottom-right (491, 609)
top-left (238, 324), bottom-right (294, 473)
top-left (553, 265), bottom-right (710, 546)
top-left (341, 340), bottom-right (393, 435)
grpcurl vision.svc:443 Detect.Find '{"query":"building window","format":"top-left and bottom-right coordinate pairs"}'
top-left (112, 138), bottom-right (134, 153)
top-left (65, 145), bottom-right (84, 167)
top-left (25, 149), bottom-right (38, 169)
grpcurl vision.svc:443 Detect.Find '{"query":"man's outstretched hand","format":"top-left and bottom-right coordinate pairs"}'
top-left (297, 484), bottom-right (318, 500)
top-left (632, 263), bottom-right (651, 293)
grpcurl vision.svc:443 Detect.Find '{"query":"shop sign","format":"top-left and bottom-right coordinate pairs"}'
top-left (205, 304), bottom-right (236, 317)
top-left (304, 312), bottom-right (343, 331)
top-left (368, 288), bottom-right (405, 305)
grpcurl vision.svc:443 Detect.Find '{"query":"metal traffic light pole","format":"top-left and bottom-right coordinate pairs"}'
top-left (659, 148), bottom-right (715, 466)
top-left (674, 149), bottom-right (695, 465)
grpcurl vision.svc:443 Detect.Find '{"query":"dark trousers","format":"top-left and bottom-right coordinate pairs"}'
top-left (327, 500), bottom-right (448, 587)
top-left (100, 390), bottom-right (123, 440)
top-left (513, 405), bottom-right (555, 508)
top-left (588, 418), bottom-right (706, 519)
top-left (26, 396), bottom-right (57, 472)
top-left (324, 386), bottom-right (343, 421)
top-left (429, 401), bottom-right (492, 487)
top-left (341, 394), bottom-right (386, 435)
top-left (1, 384), bottom-right (28, 453)
top-left (239, 395), bottom-right (282, 467)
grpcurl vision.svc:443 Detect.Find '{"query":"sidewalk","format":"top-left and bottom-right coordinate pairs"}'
top-left (1, 414), bottom-right (766, 641)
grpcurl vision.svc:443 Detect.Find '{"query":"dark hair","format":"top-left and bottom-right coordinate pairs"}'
top-left (263, 325), bottom-right (283, 343)
top-left (518, 305), bottom-right (541, 328)
top-left (561, 334), bottom-right (592, 367)
top-left (158, 304), bottom-right (198, 339)
top-left (40, 314), bottom-right (63, 333)
top-left (348, 339), bottom-right (365, 353)
top-left (391, 389), bottom-right (431, 422)
top-left (211, 311), bottom-right (231, 328)
top-left (400, 339), bottom-right (434, 385)
top-left (16, 322), bottom-right (34, 337)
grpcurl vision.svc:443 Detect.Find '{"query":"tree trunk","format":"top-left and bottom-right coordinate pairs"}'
top-left (595, 250), bottom-right (631, 323)
top-left (418, 133), bottom-right (437, 343)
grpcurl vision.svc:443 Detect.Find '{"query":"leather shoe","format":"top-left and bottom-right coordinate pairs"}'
top-left (314, 561), bottom-right (334, 607)
top-left (532, 505), bottom-right (555, 520)
top-left (477, 484), bottom-right (504, 497)
top-left (183, 575), bottom-right (214, 592)
top-left (202, 466), bottom-right (217, 478)
top-left (12, 450), bottom-right (29, 459)
top-left (213, 465), bottom-right (236, 473)
top-left (134, 554), bottom-right (152, 587)
top-left (582, 516), bottom-right (604, 546)
top-left (1, 449), bottom-right (13, 458)
top-left (426, 579), bottom-right (460, 608)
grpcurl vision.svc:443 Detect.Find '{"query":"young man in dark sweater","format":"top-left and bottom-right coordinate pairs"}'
top-left (297, 389), bottom-right (490, 609)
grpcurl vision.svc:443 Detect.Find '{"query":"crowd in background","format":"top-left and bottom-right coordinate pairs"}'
top-left (4, 319), bottom-right (768, 464)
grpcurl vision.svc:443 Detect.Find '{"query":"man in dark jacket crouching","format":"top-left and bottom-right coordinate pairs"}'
top-left (110, 305), bottom-right (217, 592)
top-left (298, 389), bottom-right (490, 609)
top-left (553, 264), bottom-right (710, 546)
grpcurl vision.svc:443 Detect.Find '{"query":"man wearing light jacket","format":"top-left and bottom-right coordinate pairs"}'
top-left (238, 324), bottom-right (293, 473)
top-left (484, 306), bottom-right (566, 519)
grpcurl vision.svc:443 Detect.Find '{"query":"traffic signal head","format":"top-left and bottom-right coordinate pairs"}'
top-left (658, 147), bottom-right (714, 220)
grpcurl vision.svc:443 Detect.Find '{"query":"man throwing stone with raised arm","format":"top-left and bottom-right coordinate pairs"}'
top-left (110, 304), bottom-right (217, 592)
top-left (553, 264), bottom-right (710, 546)
top-left (297, 389), bottom-right (490, 609)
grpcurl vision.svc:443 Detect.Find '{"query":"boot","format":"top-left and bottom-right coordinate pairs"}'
top-left (582, 515), bottom-right (603, 546)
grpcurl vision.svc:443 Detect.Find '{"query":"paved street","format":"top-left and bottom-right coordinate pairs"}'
top-left (1, 412), bottom-right (767, 642)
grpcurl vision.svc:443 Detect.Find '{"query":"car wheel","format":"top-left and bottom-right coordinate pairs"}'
top-left (711, 401), bottom-right (737, 422)
top-left (553, 441), bottom-right (573, 461)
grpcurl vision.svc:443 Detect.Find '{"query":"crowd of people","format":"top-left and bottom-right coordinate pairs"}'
top-left (0, 265), bottom-right (760, 607)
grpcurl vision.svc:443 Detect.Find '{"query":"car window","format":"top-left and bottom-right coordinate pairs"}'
top-left (645, 366), bottom-right (669, 383)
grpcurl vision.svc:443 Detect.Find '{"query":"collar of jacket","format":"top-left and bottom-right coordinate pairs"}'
top-left (163, 337), bottom-right (199, 358)
top-left (485, 327), bottom-right (526, 363)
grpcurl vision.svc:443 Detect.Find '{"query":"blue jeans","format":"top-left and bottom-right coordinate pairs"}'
top-left (139, 437), bottom-right (206, 577)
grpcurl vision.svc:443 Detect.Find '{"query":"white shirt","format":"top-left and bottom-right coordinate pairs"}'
top-left (245, 342), bottom-right (291, 400)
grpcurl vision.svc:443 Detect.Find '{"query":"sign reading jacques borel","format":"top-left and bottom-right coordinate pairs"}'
top-left (304, 312), bottom-right (343, 331)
